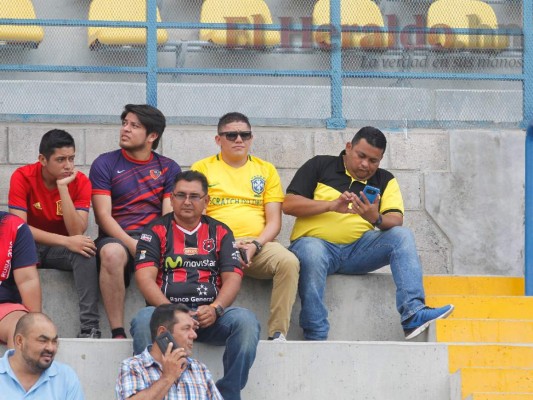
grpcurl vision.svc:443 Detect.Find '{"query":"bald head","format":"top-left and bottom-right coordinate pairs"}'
top-left (14, 312), bottom-right (55, 339)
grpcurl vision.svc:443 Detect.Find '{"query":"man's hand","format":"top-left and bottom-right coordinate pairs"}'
top-left (330, 191), bottom-right (359, 214)
top-left (237, 241), bottom-right (255, 269)
top-left (127, 237), bottom-right (139, 257)
top-left (56, 169), bottom-right (79, 187)
top-left (161, 343), bottom-right (188, 382)
top-left (65, 235), bottom-right (96, 257)
top-left (352, 192), bottom-right (381, 224)
top-left (195, 305), bottom-right (217, 329)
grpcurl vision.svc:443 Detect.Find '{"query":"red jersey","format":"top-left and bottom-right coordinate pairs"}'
top-left (8, 162), bottom-right (91, 236)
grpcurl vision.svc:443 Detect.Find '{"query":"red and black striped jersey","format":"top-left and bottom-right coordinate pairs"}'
top-left (135, 213), bottom-right (242, 309)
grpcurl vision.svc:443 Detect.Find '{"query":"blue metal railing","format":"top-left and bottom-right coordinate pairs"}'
top-left (0, 0), bottom-right (528, 126)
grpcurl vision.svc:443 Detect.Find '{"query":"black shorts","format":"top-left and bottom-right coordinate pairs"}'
top-left (95, 232), bottom-right (141, 287)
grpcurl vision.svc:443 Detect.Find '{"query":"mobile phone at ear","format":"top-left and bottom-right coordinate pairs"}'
top-left (360, 185), bottom-right (380, 204)
top-left (155, 331), bottom-right (178, 354)
top-left (238, 248), bottom-right (248, 264)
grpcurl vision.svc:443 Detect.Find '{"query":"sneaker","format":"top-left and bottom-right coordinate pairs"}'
top-left (112, 334), bottom-right (127, 339)
top-left (77, 328), bottom-right (102, 339)
top-left (403, 304), bottom-right (454, 340)
top-left (268, 332), bottom-right (287, 342)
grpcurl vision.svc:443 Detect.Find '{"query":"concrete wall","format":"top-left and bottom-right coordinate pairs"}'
top-left (38, 269), bottom-right (413, 340)
top-left (0, 340), bottom-right (451, 400)
top-left (0, 122), bottom-right (525, 276)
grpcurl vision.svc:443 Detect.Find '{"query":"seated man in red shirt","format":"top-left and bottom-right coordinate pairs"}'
top-left (0, 211), bottom-right (41, 348)
top-left (8, 129), bottom-right (101, 338)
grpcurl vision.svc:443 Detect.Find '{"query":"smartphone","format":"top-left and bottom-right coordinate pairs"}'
top-left (238, 248), bottom-right (248, 264)
top-left (155, 330), bottom-right (178, 354)
top-left (360, 185), bottom-right (380, 204)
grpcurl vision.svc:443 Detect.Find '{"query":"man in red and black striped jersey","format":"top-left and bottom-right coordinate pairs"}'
top-left (283, 126), bottom-right (454, 341)
top-left (90, 104), bottom-right (181, 339)
top-left (130, 170), bottom-right (259, 400)
top-left (0, 212), bottom-right (41, 348)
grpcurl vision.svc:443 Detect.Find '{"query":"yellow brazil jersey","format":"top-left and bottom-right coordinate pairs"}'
top-left (191, 154), bottom-right (284, 238)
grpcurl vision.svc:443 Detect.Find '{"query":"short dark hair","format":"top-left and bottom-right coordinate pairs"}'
top-left (174, 170), bottom-right (208, 194)
top-left (39, 129), bottom-right (75, 160)
top-left (351, 126), bottom-right (387, 153)
top-left (149, 303), bottom-right (191, 342)
top-left (217, 112), bottom-right (251, 133)
top-left (121, 104), bottom-right (166, 150)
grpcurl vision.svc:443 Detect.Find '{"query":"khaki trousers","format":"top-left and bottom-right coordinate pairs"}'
top-left (237, 237), bottom-right (300, 337)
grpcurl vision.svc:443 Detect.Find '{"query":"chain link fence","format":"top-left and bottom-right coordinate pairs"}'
top-left (0, 0), bottom-right (527, 128)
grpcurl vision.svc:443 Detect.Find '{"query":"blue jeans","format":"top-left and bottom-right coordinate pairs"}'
top-left (130, 306), bottom-right (260, 400)
top-left (289, 227), bottom-right (426, 340)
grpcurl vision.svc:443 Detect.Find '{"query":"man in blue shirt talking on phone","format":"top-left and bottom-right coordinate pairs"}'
top-left (282, 126), bottom-right (454, 341)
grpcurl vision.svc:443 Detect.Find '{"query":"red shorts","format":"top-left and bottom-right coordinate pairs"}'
top-left (0, 303), bottom-right (29, 322)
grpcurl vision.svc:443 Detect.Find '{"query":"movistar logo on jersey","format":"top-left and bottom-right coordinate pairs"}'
top-left (165, 256), bottom-right (183, 269)
top-left (165, 256), bottom-right (216, 269)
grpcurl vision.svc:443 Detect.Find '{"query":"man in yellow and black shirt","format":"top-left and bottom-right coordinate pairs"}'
top-left (283, 126), bottom-right (453, 341)
top-left (192, 112), bottom-right (299, 342)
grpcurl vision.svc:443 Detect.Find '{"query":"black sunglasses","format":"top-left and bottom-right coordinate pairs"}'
top-left (219, 131), bottom-right (252, 141)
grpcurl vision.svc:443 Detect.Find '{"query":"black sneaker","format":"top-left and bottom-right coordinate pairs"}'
top-left (77, 328), bottom-right (102, 339)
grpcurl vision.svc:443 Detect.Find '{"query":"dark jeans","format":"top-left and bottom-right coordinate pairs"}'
top-left (38, 244), bottom-right (100, 331)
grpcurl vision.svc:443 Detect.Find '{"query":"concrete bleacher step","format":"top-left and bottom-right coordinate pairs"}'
top-left (39, 269), bottom-right (413, 341)
top-left (33, 271), bottom-right (531, 399)
top-left (451, 367), bottom-right (533, 400)
top-left (1, 340), bottom-right (451, 400)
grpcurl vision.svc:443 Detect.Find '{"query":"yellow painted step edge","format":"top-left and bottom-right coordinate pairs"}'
top-left (427, 295), bottom-right (533, 319)
top-left (436, 319), bottom-right (533, 343)
top-left (448, 344), bottom-right (533, 372)
top-left (424, 276), bottom-right (524, 296)
top-left (458, 367), bottom-right (533, 398)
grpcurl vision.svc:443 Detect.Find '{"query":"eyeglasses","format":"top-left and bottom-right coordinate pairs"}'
top-left (218, 131), bottom-right (252, 141)
top-left (172, 192), bottom-right (207, 202)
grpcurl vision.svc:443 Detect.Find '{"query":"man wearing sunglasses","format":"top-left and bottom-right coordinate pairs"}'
top-left (191, 112), bottom-right (299, 342)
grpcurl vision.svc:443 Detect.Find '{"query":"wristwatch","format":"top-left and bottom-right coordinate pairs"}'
top-left (251, 240), bottom-right (263, 254)
top-left (373, 214), bottom-right (383, 228)
top-left (210, 304), bottom-right (225, 318)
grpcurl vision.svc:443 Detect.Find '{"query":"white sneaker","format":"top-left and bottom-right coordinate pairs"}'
top-left (269, 332), bottom-right (287, 342)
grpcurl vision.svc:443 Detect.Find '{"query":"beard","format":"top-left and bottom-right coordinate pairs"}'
top-left (22, 350), bottom-right (54, 373)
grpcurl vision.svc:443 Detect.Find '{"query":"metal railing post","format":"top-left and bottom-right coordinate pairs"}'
top-left (527, 123), bottom-right (533, 295)
top-left (524, 0), bottom-right (533, 295)
top-left (326, 0), bottom-right (346, 129)
top-left (146, 0), bottom-right (158, 106)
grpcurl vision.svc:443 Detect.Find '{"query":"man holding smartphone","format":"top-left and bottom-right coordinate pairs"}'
top-left (116, 303), bottom-right (222, 399)
top-left (283, 126), bottom-right (454, 341)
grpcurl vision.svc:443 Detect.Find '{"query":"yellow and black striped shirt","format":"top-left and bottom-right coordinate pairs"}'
top-left (287, 151), bottom-right (404, 244)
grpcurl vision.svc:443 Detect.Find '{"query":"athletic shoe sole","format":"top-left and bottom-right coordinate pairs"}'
top-left (404, 305), bottom-right (455, 340)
